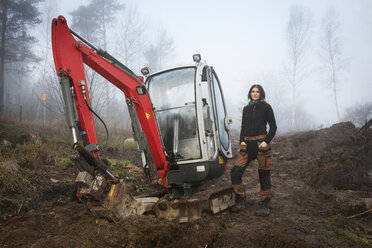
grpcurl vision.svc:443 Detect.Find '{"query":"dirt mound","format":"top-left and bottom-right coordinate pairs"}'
top-left (25, 164), bottom-right (77, 203)
top-left (314, 130), bottom-right (372, 190)
top-left (274, 122), bottom-right (372, 190)
top-left (274, 122), bottom-right (356, 160)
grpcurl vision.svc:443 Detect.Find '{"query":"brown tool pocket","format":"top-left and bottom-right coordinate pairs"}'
top-left (258, 150), bottom-right (272, 170)
top-left (236, 152), bottom-right (249, 167)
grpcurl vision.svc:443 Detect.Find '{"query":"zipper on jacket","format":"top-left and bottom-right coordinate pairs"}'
top-left (252, 104), bottom-right (256, 121)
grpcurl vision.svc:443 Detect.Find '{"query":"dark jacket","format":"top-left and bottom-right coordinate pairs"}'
top-left (239, 100), bottom-right (277, 144)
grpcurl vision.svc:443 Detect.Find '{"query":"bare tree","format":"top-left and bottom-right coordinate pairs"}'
top-left (320, 8), bottom-right (345, 122)
top-left (343, 102), bottom-right (372, 127)
top-left (144, 29), bottom-right (175, 72)
top-left (34, 1), bottom-right (65, 121)
top-left (109, 3), bottom-right (149, 127)
top-left (70, 0), bottom-right (123, 50)
top-left (40, 64), bottom-right (65, 116)
top-left (33, 0), bottom-right (60, 121)
top-left (285, 5), bottom-right (311, 131)
top-left (115, 3), bottom-right (148, 72)
top-left (69, 0), bottom-right (123, 116)
top-left (40, 0), bottom-right (57, 70)
top-left (94, 0), bottom-right (123, 51)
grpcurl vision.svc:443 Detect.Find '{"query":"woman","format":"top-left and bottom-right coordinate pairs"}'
top-left (230, 84), bottom-right (277, 216)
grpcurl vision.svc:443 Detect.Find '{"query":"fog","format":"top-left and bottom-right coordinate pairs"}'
top-left (132, 0), bottom-right (372, 131)
top-left (1, 0), bottom-right (371, 134)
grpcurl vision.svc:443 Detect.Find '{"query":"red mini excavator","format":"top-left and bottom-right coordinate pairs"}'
top-left (52, 16), bottom-right (235, 222)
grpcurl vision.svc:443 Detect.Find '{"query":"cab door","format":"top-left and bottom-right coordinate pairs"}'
top-left (209, 67), bottom-right (232, 158)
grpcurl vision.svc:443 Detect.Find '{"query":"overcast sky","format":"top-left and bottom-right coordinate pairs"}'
top-left (56, 0), bottom-right (372, 129)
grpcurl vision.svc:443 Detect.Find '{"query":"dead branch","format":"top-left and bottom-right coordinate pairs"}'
top-left (351, 118), bottom-right (372, 141)
top-left (346, 208), bottom-right (372, 219)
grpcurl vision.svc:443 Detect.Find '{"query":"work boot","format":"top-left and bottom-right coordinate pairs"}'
top-left (230, 195), bottom-right (245, 213)
top-left (255, 198), bottom-right (270, 217)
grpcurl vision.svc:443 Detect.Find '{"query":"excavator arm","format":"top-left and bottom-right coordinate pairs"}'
top-left (52, 16), bottom-right (169, 187)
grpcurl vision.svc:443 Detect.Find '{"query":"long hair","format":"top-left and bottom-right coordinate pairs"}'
top-left (248, 84), bottom-right (266, 101)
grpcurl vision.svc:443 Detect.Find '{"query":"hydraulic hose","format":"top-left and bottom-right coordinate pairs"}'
top-left (83, 99), bottom-right (109, 146)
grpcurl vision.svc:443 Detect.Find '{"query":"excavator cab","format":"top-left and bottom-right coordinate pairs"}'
top-left (145, 56), bottom-right (232, 195)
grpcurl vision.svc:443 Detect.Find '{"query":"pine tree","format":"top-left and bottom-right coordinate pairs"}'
top-left (0, 0), bottom-right (42, 112)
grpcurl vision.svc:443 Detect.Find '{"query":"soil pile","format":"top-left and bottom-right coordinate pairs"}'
top-left (274, 122), bottom-right (372, 191)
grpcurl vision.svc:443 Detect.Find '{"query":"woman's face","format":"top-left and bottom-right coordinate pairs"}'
top-left (250, 87), bottom-right (260, 101)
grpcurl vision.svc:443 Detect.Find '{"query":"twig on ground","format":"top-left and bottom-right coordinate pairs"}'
top-left (346, 208), bottom-right (372, 219)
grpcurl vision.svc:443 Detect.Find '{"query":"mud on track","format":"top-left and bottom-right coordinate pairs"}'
top-left (0, 122), bottom-right (371, 247)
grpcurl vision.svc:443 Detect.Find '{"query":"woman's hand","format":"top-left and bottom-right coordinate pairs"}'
top-left (240, 141), bottom-right (247, 151)
top-left (259, 141), bottom-right (268, 148)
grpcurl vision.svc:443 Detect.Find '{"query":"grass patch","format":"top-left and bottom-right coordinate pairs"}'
top-left (0, 142), bottom-right (70, 169)
top-left (325, 216), bottom-right (371, 246)
top-left (107, 159), bottom-right (146, 193)
top-left (55, 157), bottom-right (72, 168)
top-left (64, 178), bottom-right (74, 185)
top-left (123, 141), bottom-right (138, 150)
top-left (0, 120), bottom-right (72, 144)
top-left (0, 122), bottom-right (32, 144)
top-left (0, 162), bottom-right (35, 218)
top-left (0, 163), bottom-right (34, 194)
top-left (0, 120), bottom-right (72, 169)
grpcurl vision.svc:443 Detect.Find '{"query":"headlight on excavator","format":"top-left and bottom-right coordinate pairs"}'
top-left (136, 85), bottom-right (147, 95)
top-left (193, 54), bottom-right (201, 63)
top-left (141, 67), bottom-right (150, 76)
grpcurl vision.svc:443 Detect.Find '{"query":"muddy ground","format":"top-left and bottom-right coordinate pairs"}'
top-left (0, 122), bottom-right (371, 247)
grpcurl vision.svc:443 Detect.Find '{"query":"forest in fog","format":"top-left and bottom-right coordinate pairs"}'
top-left (0, 0), bottom-right (371, 135)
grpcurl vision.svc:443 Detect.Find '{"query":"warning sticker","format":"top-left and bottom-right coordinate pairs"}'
top-left (109, 184), bottom-right (116, 197)
top-left (218, 156), bottom-right (224, 164)
top-left (145, 113), bottom-right (150, 119)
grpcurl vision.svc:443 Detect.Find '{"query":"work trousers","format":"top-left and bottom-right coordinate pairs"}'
top-left (231, 136), bottom-right (272, 201)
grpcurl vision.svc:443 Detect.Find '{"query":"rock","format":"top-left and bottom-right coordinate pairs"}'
top-left (124, 138), bottom-right (135, 144)
top-left (133, 197), bottom-right (159, 213)
top-left (364, 198), bottom-right (372, 209)
top-left (2, 139), bottom-right (12, 146)
top-left (50, 178), bottom-right (59, 183)
top-left (273, 152), bottom-right (280, 157)
top-left (105, 146), bottom-right (117, 153)
top-left (365, 169), bottom-right (372, 187)
top-left (27, 209), bottom-right (35, 215)
top-left (19, 133), bottom-right (41, 144)
top-left (96, 218), bottom-right (109, 226)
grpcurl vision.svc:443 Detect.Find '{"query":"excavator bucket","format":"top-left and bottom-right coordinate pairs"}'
top-left (84, 180), bottom-right (159, 221)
